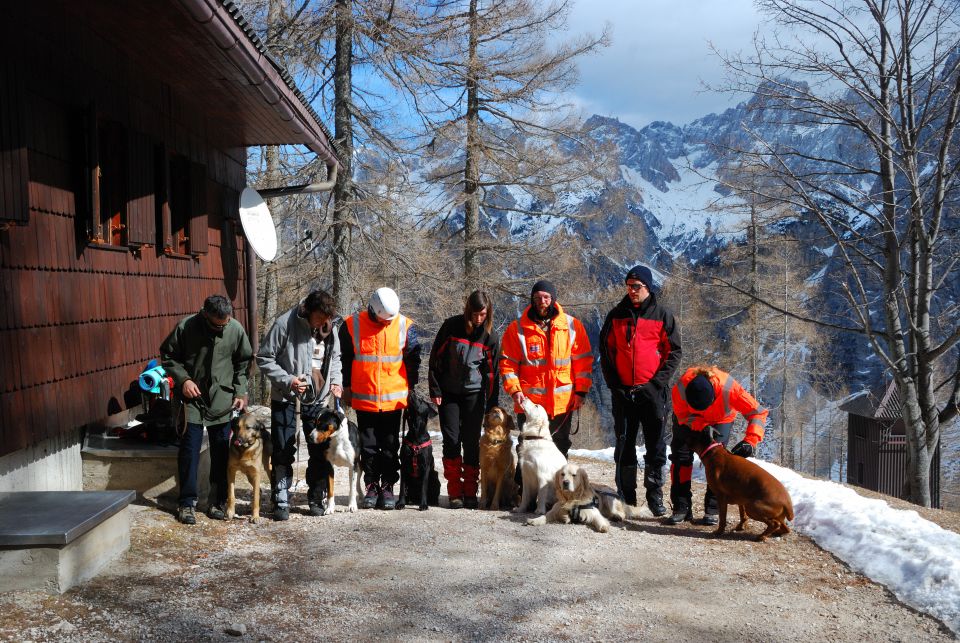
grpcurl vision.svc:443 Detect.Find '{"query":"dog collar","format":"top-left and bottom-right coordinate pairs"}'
top-left (700, 442), bottom-right (723, 458)
top-left (486, 438), bottom-right (508, 445)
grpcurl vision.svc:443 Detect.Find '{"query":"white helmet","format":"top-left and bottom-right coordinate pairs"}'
top-left (369, 287), bottom-right (400, 321)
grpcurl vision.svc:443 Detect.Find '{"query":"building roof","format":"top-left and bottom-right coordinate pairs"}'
top-left (840, 380), bottom-right (902, 420)
top-left (30, 0), bottom-right (340, 170)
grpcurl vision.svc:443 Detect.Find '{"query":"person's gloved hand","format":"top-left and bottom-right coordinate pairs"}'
top-left (730, 440), bottom-right (754, 458)
top-left (613, 387), bottom-right (632, 404)
top-left (630, 383), bottom-right (660, 404)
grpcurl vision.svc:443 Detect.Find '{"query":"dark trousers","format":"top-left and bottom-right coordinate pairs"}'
top-left (356, 409), bottom-right (403, 487)
top-left (270, 400), bottom-right (329, 506)
top-left (178, 421), bottom-right (230, 509)
top-left (612, 396), bottom-right (667, 505)
top-left (669, 419), bottom-right (732, 514)
top-left (438, 392), bottom-right (483, 466)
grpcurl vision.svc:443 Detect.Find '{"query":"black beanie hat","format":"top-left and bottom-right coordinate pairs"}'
top-left (530, 280), bottom-right (558, 302)
top-left (685, 374), bottom-right (716, 411)
top-left (625, 265), bottom-right (656, 292)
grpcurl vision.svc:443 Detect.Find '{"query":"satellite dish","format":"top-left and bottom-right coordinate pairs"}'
top-left (238, 187), bottom-right (278, 261)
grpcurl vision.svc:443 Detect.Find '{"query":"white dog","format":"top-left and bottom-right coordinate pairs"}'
top-left (526, 463), bottom-right (646, 533)
top-left (512, 398), bottom-right (566, 515)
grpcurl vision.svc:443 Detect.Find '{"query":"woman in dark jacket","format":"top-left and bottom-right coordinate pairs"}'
top-left (429, 290), bottom-right (500, 508)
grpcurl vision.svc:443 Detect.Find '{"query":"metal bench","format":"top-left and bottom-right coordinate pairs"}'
top-left (0, 490), bottom-right (135, 593)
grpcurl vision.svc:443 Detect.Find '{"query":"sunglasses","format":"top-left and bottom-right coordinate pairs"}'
top-left (626, 282), bottom-right (647, 291)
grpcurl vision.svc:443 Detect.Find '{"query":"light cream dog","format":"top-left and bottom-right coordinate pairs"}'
top-left (526, 463), bottom-right (645, 533)
top-left (513, 398), bottom-right (566, 515)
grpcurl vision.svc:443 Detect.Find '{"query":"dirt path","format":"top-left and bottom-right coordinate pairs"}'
top-left (0, 455), bottom-right (955, 642)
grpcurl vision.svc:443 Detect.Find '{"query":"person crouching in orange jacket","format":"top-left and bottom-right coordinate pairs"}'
top-left (665, 364), bottom-right (768, 526)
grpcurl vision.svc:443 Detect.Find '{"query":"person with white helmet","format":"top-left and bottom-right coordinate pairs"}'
top-left (338, 287), bottom-right (422, 509)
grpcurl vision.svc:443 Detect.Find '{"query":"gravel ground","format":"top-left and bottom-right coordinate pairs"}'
top-left (0, 455), bottom-right (956, 642)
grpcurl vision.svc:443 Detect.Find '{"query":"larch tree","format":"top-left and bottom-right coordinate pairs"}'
top-left (375, 0), bottom-right (611, 293)
top-left (716, 0), bottom-right (960, 505)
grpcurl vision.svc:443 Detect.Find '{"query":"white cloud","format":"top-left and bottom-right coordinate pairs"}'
top-left (563, 0), bottom-right (762, 128)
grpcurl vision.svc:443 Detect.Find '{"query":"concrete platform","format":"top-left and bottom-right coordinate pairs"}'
top-left (81, 408), bottom-right (209, 510)
top-left (0, 490), bottom-right (135, 593)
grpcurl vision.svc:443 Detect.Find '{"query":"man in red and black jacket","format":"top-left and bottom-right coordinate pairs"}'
top-left (599, 265), bottom-right (681, 515)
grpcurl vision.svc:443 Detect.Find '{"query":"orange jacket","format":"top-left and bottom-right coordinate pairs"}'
top-left (671, 367), bottom-right (767, 446)
top-left (500, 303), bottom-right (593, 417)
top-left (343, 312), bottom-right (414, 412)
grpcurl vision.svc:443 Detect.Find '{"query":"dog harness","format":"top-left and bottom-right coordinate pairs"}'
top-left (570, 494), bottom-right (600, 524)
top-left (403, 437), bottom-right (432, 478)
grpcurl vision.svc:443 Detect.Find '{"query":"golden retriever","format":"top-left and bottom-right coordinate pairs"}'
top-left (526, 463), bottom-right (643, 533)
top-left (688, 429), bottom-right (793, 541)
top-left (512, 398), bottom-right (566, 515)
top-left (226, 407), bottom-right (272, 523)
top-left (479, 406), bottom-right (518, 511)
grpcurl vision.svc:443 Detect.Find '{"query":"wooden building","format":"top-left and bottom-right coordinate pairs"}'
top-left (0, 0), bottom-right (338, 489)
top-left (842, 382), bottom-right (941, 508)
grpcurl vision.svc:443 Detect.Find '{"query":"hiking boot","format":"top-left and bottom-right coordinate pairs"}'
top-left (362, 483), bottom-right (380, 510)
top-left (665, 508), bottom-right (693, 525)
top-left (449, 497), bottom-right (464, 510)
top-left (207, 505), bottom-right (226, 521)
top-left (645, 491), bottom-right (667, 517)
top-left (273, 505), bottom-right (290, 521)
top-left (380, 485), bottom-right (397, 510)
top-left (308, 501), bottom-right (324, 517)
top-left (463, 496), bottom-right (479, 509)
top-left (697, 513), bottom-right (719, 526)
top-left (177, 506), bottom-right (196, 525)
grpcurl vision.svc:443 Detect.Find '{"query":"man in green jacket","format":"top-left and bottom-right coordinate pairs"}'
top-left (161, 294), bottom-right (253, 525)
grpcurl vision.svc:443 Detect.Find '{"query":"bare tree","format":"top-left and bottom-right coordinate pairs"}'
top-left (374, 0), bottom-right (611, 293)
top-left (715, 0), bottom-right (960, 505)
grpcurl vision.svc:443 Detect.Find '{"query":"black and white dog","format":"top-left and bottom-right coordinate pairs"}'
top-left (398, 394), bottom-right (441, 510)
top-left (305, 406), bottom-right (363, 514)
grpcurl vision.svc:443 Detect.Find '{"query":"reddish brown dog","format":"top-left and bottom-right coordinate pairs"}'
top-left (688, 429), bottom-right (794, 542)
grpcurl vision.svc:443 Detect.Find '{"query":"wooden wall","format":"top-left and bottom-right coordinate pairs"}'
top-left (0, 11), bottom-right (250, 458)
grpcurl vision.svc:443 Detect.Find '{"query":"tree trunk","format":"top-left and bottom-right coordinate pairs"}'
top-left (332, 0), bottom-right (354, 315)
top-left (462, 0), bottom-right (481, 289)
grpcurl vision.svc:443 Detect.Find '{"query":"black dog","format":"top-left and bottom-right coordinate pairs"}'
top-left (398, 394), bottom-right (441, 510)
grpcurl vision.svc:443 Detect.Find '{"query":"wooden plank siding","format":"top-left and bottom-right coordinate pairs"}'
top-left (0, 58), bottom-right (30, 225)
top-left (0, 14), bottom-right (251, 458)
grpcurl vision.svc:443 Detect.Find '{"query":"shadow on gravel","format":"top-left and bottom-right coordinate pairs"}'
top-left (620, 519), bottom-right (760, 541)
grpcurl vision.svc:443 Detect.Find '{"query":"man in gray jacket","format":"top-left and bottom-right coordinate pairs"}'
top-left (257, 289), bottom-right (343, 520)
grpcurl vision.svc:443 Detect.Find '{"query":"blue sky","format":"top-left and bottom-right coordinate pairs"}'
top-left (564, 0), bottom-right (763, 129)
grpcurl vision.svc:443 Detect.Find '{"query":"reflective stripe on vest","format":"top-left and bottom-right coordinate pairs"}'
top-left (721, 375), bottom-right (734, 416)
top-left (352, 313), bottom-right (407, 361)
top-left (353, 390), bottom-right (409, 403)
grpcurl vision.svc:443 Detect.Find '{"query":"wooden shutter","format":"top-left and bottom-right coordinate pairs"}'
top-left (188, 162), bottom-right (208, 255)
top-left (126, 131), bottom-right (155, 246)
top-left (156, 144), bottom-right (172, 252)
top-left (0, 59), bottom-right (30, 224)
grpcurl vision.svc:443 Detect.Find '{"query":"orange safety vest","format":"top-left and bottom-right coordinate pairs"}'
top-left (500, 303), bottom-right (593, 418)
top-left (671, 367), bottom-right (768, 445)
top-left (345, 311), bottom-right (413, 412)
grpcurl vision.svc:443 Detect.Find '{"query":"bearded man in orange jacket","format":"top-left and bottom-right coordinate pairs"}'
top-left (500, 280), bottom-right (593, 459)
top-left (666, 365), bottom-right (768, 525)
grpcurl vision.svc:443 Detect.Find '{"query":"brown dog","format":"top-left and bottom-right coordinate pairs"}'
top-left (225, 407), bottom-right (272, 523)
top-left (479, 406), bottom-right (518, 511)
top-left (688, 429), bottom-right (793, 541)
